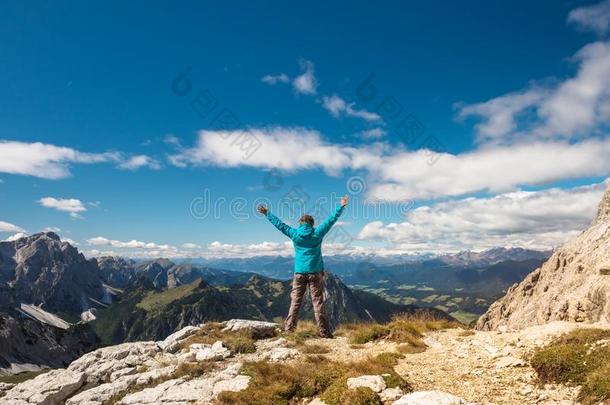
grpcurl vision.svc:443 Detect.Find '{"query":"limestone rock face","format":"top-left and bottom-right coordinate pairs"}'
top-left (0, 322), bottom-right (286, 405)
top-left (67, 341), bottom-right (161, 384)
top-left (158, 325), bottom-right (200, 353)
top-left (222, 319), bottom-right (279, 339)
top-left (0, 232), bottom-right (104, 314)
top-left (477, 182), bottom-right (610, 330)
top-left (346, 375), bottom-right (387, 392)
top-left (1, 369), bottom-right (86, 405)
top-left (594, 182), bottom-right (610, 225)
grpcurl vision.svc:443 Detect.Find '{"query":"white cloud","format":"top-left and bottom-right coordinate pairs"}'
top-left (206, 240), bottom-right (293, 257)
top-left (43, 227), bottom-right (61, 232)
top-left (367, 138), bottom-right (610, 201)
top-left (84, 236), bottom-right (199, 259)
top-left (168, 127), bottom-right (363, 175)
top-left (62, 238), bottom-right (79, 246)
top-left (322, 95), bottom-right (382, 122)
top-left (0, 140), bottom-right (163, 179)
top-left (87, 236), bottom-right (111, 245)
top-left (568, 0), bottom-right (610, 35)
top-left (4, 232), bottom-right (27, 242)
top-left (38, 197), bottom-right (87, 214)
top-left (0, 221), bottom-right (25, 233)
top-left (164, 135), bottom-right (182, 147)
top-left (292, 59), bottom-right (317, 95)
top-left (0, 140), bottom-right (121, 179)
top-left (457, 87), bottom-right (548, 142)
top-left (169, 126), bottom-right (610, 201)
top-left (359, 182), bottom-right (607, 252)
top-left (118, 155), bottom-right (161, 170)
top-left (457, 41), bottom-right (610, 144)
top-left (357, 128), bottom-right (387, 139)
top-left (77, 180), bottom-right (606, 259)
top-left (182, 242), bottom-right (202, 249)
top-left (261, 73), bottom-right (289, 85)
top-left (87, 236), bottom-right (175, 251)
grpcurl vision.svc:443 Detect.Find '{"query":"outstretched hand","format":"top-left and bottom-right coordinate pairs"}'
top-left (257, 205), bottom-right (269, 215)
top-left (341, 195), bottom-right (349, 207)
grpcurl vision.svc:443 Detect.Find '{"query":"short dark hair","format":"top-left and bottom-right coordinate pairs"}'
top-left (299, 214), bottom-right (314, 226)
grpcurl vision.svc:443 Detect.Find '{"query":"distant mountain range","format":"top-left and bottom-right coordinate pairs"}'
top-left (195, 247), bottom-right (550, 280)
top-left (0, 232), bottom-right (447, 373)
top-left (0, 232), bottom-right (551, 373)
top-left (188, 248), bottom-right (550, 324)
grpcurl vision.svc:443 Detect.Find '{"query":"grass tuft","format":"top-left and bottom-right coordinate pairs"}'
top-left (215, 352), bottom-right (411, 405)
top-left (300, 343), bottom-right (330, 354)
top-left (580, 362), bottom-right (610, 404)
top-left (530, 328), bottom-right (610, 404)
top-left (179, 323), bottom-right (259, 354)
top-left (283, 321), bottom-right (320, 344)
top-left (339, 387), bottom-right (382, 405)
top-left (336, 314), bottom-right (461, 354)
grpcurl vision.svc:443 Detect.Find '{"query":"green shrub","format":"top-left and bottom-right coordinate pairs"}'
top-left (339, 387), bottom-right (382, 405)
top-left (530, 328), bottom-right (610, 402)
top-left (579, 362), bottom-right (610, 404)
top-left (531, 343), bottom-right (591, 384)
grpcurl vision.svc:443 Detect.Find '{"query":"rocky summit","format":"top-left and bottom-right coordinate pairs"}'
top-left (0, 232), bottom-right (104, 315)
top-left (0, 318), bottom-right (592, 404)
top-left (477, 181), bottom-right (610, 331)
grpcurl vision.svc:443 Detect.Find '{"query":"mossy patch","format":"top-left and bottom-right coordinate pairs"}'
top-left (580, 362), bottom-right (610, 404)
top-left (339, 387), bottom-right (382, 405)
top-left (215, 352), bottom-right (411, 405)
top-left (530, 328), bottom-right (610, 404)
top-left (179, 323), bottom-right (258, 354)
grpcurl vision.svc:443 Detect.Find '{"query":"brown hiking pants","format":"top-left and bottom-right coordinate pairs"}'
top-left (284, 271), bottom-right (331, 336)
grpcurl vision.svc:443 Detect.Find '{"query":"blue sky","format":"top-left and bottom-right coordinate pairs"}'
top-left (1, 0), bottom-right (610, 258)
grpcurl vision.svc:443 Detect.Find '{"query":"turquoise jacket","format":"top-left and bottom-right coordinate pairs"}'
top-left (265, 205), bottom-right (345, 274)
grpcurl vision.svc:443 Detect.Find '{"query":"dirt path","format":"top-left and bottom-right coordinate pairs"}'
top-left (308, 321), bottom-right (610, 404)
top-left (394, 327), bottom-right (578, 404)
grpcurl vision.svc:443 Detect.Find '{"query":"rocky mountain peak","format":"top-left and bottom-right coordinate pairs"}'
top-left (593, 181), bottom-right (610, 225)
top-left (9, 231), bottom-right (59, 249)
top-left (476, 185), bottom-right (610, 331)
top-left (0, 231), bottom-right (104, 315)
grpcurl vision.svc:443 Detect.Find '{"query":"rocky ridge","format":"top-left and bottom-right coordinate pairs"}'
top-left (476, 181), bottom-right (610, 331)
